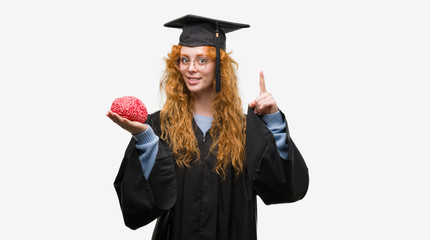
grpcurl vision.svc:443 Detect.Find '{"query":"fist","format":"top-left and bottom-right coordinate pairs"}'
top-left (248, 71), bottom-right (278, 115)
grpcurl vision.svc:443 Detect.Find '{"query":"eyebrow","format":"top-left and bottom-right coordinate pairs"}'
top-left (179, 54), bottom-right (209, 58)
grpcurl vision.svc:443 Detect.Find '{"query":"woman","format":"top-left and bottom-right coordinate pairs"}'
top-left (107, 14), bottom-right (309, 240)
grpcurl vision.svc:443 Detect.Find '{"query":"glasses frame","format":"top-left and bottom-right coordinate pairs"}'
top-left (175, 56), bottom-right (215, 71)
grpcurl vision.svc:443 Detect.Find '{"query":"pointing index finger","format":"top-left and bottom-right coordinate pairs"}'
top-left (259, 71), bottom-right (267, 95)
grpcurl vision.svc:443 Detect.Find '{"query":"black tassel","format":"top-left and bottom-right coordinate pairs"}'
top-left (215, 28), bottom-right (221, 92)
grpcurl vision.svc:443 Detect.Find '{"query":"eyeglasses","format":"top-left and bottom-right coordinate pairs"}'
top-left (175, 56), bottom-right (214, 71)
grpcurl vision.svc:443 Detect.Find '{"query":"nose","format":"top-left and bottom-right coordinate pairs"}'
top-left (187, 60), bottom-right (197, 72)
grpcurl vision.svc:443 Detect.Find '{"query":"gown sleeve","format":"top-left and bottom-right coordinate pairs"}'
top-left (133, 127), bottom-right (159, 179)
top-left (261, 111), bottom-right (289, 159)
top-left (113, 113), bottom-right (177, 230)
top-left (245, 107), bottom-right (309, 204)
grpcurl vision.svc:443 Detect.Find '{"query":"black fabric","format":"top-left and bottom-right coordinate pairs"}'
top-left (113, 136), bottom-right (176, 230)
top-left (114, 108), bottom-right (309, 240)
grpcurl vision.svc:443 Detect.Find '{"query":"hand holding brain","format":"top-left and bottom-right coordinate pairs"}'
top-left (107, 96), bottom-right (149, 135)
top-left (110, 96), bottom-right (148, 123)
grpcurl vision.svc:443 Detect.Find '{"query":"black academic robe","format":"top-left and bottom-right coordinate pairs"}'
top-left (114, 107), bottom-right (309, 240)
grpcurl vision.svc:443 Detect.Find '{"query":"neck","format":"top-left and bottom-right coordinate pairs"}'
top-left (192, 92), bottom-right (215, 117)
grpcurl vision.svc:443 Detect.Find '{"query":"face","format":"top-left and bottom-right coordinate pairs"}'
top-left (178, 46), bottom-right (215, 96)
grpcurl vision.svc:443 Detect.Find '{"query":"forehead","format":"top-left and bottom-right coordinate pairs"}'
top-left (180, 46), bottom-right (208, 56)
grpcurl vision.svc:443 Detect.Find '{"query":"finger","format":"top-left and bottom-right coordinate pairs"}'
top-left (107, 110), bottom-right (119, 118)
top-left (253, 95), bottom-right (267, 114)
top-left (257, 98), bottom-right (272, 113)
top-left (107, 111), bottom-right (126, 125)
top-left (107, 111), bottom-right (118, 121)
top-left (249, 100), bottom-right (259, 114)
top-left (122, 117), bottom-right (134, 125)
top-left (258, 97), bottom-right (279, 115)
top-left (254, 92), bottom-right (271, 103)
top-left (259, 71), bottom-right (267, 95)
top-left (109, 112), bottom-right (120, 120)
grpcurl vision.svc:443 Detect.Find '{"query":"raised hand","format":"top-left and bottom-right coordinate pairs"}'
top-left (248, 71), bottom-right (278, 116)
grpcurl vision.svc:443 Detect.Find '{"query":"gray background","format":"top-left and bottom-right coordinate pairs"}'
top-left (1, 0), bottom-right (429, 239)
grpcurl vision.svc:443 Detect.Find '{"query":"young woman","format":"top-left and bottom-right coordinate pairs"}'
top-left (107, 14), bottom-right (309, 240)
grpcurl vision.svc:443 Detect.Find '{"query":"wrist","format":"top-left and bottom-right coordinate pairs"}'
top-left (130, 124), bottom-right (149, 135)
top-left (133, 125), bottom-right (156, 144)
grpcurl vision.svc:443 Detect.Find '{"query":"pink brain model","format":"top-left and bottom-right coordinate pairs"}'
top-left (111, 96), bottom-right (148, 123)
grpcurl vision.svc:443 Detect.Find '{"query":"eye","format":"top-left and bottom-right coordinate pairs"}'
top-left (196, 57), bottom-right (208, 65)
top-left (180, 57), bottom-right (190, 64)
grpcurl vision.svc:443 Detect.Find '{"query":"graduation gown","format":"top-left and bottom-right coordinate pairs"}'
top-left (114, 107), bottom-right (309, 240)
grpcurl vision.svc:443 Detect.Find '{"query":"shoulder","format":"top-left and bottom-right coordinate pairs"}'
top-left (146, 110), bottom-right (162, 136)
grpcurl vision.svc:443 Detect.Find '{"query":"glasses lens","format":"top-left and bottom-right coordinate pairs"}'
top-left (176, 56), bottom-right (188, 70)
top-left (195, 57), bottom-right (208, 71)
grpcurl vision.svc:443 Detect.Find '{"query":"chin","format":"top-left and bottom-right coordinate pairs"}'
top-left (187, 85), bottom-right (214, 95)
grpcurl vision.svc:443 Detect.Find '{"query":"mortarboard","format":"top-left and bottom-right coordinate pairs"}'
top-left (164, 14), bottom-right (250, 92)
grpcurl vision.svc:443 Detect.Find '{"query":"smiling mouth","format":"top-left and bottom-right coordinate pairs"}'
top-left (187, 77), bottom-right (201, 84)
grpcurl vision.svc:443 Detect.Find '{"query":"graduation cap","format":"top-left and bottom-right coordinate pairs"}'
top-left (164, 14), bottom-right (250, 92)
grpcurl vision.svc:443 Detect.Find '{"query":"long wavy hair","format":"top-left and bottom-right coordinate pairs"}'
top-left (159, 45), bottom-right (246, 178)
